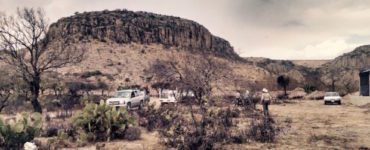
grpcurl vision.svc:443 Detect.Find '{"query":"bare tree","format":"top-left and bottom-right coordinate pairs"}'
top-left (148, 53), bottom-right (231, 104)
top-left (0, 8), bottom-right (84, 113)
top-left (148, 52), bottom-right (231, 134)
top-left (325, 67), bottom-right (339, 92)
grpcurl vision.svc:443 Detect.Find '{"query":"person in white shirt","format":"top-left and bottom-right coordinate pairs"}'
top-left (261, 88), bottom-right (272, 116)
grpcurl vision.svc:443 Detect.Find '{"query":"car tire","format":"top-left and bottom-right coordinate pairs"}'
top-left (139, 101), bottom-right (144, 110)
top-left (338, 101), bottom-right (341, 105)
top-left (324, 101), bottom-right (328, 105)
top-left (126, 103), bottom-right (131, 111)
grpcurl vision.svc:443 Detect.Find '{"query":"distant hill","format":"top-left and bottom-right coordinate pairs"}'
top-left (2, 9), bottom-right (367, 94)
top-left (321, 45), bottom-right (370, 70)
top-left (291, 60), bottom-right (330, 68)
top-left (247, 45), bottom-right (370, 94)
top-left (35, 9), bottom-right (270, 93)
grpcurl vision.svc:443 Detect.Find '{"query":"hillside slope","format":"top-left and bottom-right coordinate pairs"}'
top-left (3, 9), bottom-right (368, 94)
top-left (39, 9), bottom-right (272, 93)
top-left (318, 45), bottom-right (370, 93)
top-left (46, 10), bottom-right (370, 94)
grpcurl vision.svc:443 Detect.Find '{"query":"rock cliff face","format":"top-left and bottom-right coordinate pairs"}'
top-left (317, 45), bottom-right (370, 93)
top-left (321, 45), bottom-right (370, 70)
top-left (48, 9), bottom-right (239, 59)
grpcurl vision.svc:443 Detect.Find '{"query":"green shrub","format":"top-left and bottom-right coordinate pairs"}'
top-left (72, 100), bottom-right (135, 142)
top-left (80, 70), bottom-right (103, 78)
top-left (303, 84), bottom-right (316, 94)
top-left (0, 112), bottom-right (43, 149)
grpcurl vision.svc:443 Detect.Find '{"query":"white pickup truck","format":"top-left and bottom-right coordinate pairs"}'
top-left (106, 89), bottom-right (148, 110)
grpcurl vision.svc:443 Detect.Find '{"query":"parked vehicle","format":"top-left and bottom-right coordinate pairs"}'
top-left (324, 92), bottom-right (341, 105)
top-left (106, 89), bottom-right (148, 110)
top-left (159, 90), bottom-right (178, 104)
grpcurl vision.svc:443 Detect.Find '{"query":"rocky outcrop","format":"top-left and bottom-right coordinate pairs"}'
top-left (48, 9), bottom-right (239, 59)
top-left (317, 45), bottom-right (370, 94)
top-left (321, 45), bottom-right (370, 70)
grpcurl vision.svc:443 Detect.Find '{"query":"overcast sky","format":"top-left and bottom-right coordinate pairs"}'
top-left (1, 0), bottom-right (370, 60)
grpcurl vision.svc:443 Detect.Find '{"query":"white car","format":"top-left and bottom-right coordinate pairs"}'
top-left (324, 92), bottom-right (341, 105)
top-left (106, 89), bottom-right (146, 110)
top-left (160, 90), bottom-right (179, 104)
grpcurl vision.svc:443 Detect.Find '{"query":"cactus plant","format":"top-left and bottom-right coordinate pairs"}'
top-left (72, 100), bottom-right (135, 142)
top-left (0, 112), bottom-right (43, 149)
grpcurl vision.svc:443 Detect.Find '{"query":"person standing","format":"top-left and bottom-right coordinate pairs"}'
top-left (244, 90), bottom-right (251, 107)
top-left (235, 91), bottom-right (242, 106)
top-left (261, 88), bottom-right (272, 116)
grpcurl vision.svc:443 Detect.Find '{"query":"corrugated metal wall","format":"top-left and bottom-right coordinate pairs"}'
top-left (359, 72), bottom-right (369, 96)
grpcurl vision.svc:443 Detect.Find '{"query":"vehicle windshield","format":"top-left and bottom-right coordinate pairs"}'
top-left (325, 92), bottom-right (339, 96)
top-left (115, 91), bottom-right (131, 98)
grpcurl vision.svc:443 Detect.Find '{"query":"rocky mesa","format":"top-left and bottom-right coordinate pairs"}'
top-left (48, 9), bottom-right (239, 60)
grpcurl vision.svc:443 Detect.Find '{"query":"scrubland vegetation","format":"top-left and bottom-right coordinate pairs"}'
top-left (0, 7), bottom-right (369, 150)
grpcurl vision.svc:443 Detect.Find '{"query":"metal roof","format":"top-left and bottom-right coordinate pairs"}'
top-left (360, 69), bottom-right (370, 73)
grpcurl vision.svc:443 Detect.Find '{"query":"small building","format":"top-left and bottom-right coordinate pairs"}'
top-left (359, 69), bottom-right (370, 96)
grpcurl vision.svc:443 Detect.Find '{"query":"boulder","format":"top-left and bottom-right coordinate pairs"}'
top-left (24, 142), bottom-right (38, 150)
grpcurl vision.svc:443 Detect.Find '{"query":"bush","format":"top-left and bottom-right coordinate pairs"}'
top-left (232, 129), bottom-right (249, 144)
top-left (117, 84), bottom-right (141, 90)
top-left (80, 70), bottom-right (103, 78)
top-left (161, 106), bottom-right (237, 149)
top-left (303, 84), bottom-right (316, 94)
top-left (138, 103), bottom-right (174, 131)
top-left (124, 127), bottom-right (141, 141)
top-left (72, 100), bottom-right (135, 142)
top-left (0, 112), bottom-right (43, 149)
top-left (44, 126), bottom-right (58, 137)
top-left (248, 117), bottom-right (276, 143)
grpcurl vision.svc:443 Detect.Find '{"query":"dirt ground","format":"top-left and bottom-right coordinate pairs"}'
top-left (227, 98), bottom-right (370, 149)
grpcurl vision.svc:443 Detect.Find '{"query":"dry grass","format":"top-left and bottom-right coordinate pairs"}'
top-left (240, 98), bottom-right (369, 149)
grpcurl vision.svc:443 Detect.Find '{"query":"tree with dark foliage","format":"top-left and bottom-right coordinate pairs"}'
top-left (277, 75), bottom-right (290, 97)
top-left (151, 82), bottom-right (170, 96)
top-left (0, 8), bottom-right (85, 113)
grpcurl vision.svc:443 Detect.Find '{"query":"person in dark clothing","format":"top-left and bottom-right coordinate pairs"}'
top-left (261, 88), bottom-right (272, 116)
